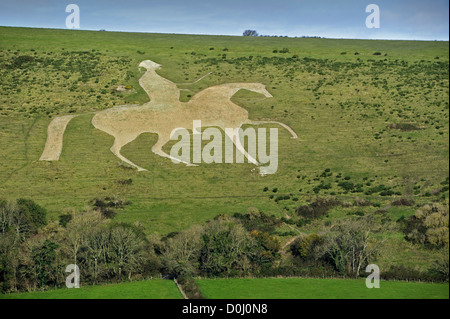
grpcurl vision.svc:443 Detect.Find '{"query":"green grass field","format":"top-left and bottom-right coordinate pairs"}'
top-left (0, 279), bottom-right (182, 299)
top-left (2, 277), bottom-right (447, 299)
top-left (196, 278), bottom-right (449, 299)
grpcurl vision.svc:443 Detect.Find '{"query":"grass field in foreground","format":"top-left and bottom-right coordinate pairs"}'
top-left (0, 279), bottom-right (182, 299)
top-left (1, 278), bottom-right (448, 299)
top-left (196, 278), bottom-right (449, 299)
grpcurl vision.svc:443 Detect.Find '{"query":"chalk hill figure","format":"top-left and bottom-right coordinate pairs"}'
top-left (40, 60), bottom-right (297, 171)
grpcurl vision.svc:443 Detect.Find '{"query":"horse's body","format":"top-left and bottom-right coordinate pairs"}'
top-left (40, 60), bottom-right (297, 171)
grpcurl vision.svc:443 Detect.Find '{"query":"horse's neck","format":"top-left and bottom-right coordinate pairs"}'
top-left (227, 87), bottom-right (241, 97)
top-left (145, 70), bottom-right (169, 85)
top-left (140, 70), bottom-right (179, 102)
top-left (221, 84), bottom-right (253, 97)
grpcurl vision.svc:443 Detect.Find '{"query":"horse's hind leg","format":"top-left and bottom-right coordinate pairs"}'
top-left (110, 137), bottom-right (147, 171)
top-left (246, 120), bottom-right (298, 139)
top-left (225, 127), bottom-right (259, 165)
top-left (152, 132), bottom-right (197, 166)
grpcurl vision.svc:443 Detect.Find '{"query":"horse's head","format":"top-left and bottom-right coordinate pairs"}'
top-left (139, 60), bottom-right (162, 71)
top-left (260, 85), bottom-right (273, 98)
top-left (246, 83), bottom-right (273, 98)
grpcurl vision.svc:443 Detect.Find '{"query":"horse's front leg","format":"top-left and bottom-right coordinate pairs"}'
top-left (245, 120), bottom-right (298, 139)
top-left (224, 127), bottom-right (259, 165)
top-left (110, 136), bottom-right (147, 171)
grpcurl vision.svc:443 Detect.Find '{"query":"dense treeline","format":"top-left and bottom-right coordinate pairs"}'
top-left (0, 198), bottom-right (448, 293)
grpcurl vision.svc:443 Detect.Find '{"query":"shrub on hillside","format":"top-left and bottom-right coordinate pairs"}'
top-left (391, 198), bottom-right (415, 206)
top-left (430, 249), bottom-right (449, 282)
top-left (382, 265), bottom-right (426, 281)
top-left (296, 197), bottom-right (341, 219)
top-left (0, 198), bottom-right (47, 237)
top-left (290, 234), bottom-right (323, 260)
top-left (8, 55), bottom-right (35, 69)
top-left (90, 196), bottom-right (131, 219)
top-left (58, 213), bottom-right (72, 227)
top-left (387, 123), bottom-right (424, 131)
top-left (353, 198), bottom-right (372, 207)
top-left (233, 208), bottom-right (281, 233)
top-left (338, 181), bottom-right (354, 191)
top-left (319, 216), bottom-right (384, 276)
top-left (402, 204), bottom-right (449, 247)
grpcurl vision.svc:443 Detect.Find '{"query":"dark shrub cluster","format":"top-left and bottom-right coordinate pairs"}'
top-left (177, 276), bottom-right (204, 299)
top-left (233, 209), bottom-right (282, 233)
top-left (391, 198), bottom-right (415, 206)
top-left (90, 196), bottom-right (131, 218)
top-left (296, 197), bottom-right (341, 219)
top-left (290, 234), bottom-right (323, 260)
top-left (382, 265), bottom-right (447, 282)
top-left (401, 204), bottom-right (449, 247)
top-left (387, 123), bottom-right (424, 131)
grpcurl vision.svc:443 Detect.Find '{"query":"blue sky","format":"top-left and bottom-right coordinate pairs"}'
top-left (0, 0), bottom-right (448, 40)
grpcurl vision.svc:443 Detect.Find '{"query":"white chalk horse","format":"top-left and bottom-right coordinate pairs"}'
top-left (40, 60), bottom-right (297, 171)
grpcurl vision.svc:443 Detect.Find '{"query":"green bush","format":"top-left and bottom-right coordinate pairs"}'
top-left (58, 213), bottom-right (72, 227)
top-left (296, 197), bottom-right (341, 219)
top-left (402, 204), bottom-right (449, 247)
top-left (382, 265), bottom-right (445, 282)
top-left (290, 234), bottom-right (323, 260)
top-left (16, 198), bottom-right (47, 229)
top-left (338, 181), bottom-right (354, 191)
top-left (0, 199), bottom-right (47, 237)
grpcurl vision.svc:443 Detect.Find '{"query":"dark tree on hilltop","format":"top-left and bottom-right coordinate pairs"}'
top-left (243, 30), bottom-right (259, 37)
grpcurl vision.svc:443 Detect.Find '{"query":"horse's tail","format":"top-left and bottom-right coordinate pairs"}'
top-left (246, 120), bottom-right (298, 139)
top-left (39, 114), bottom-right (81, 161)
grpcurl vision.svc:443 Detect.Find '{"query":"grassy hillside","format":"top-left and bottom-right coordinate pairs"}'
top-left (0, 27), bottom-right (448, 298)
top-left (1, 27), bottom-right (448, 235)
top-left (0, 279), bottom-right (182, 299)
top-left (196, 278), bottom-right (449, 299)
